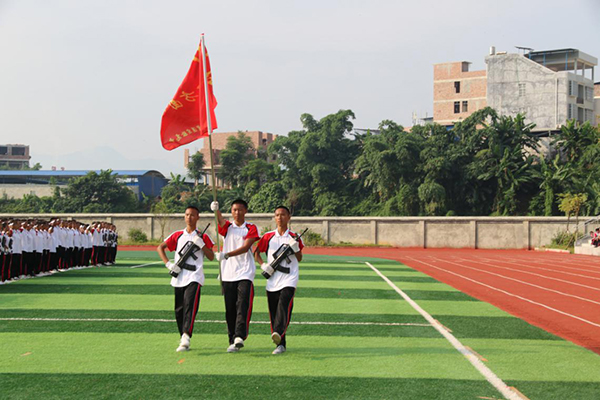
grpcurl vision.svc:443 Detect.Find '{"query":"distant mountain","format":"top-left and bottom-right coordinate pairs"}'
top-left (31, 146), bottom-right (185, 177)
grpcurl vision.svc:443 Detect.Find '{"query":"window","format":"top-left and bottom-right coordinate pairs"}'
top-left (568, 81), bottom-right (576, 96)
top-left (12, 147), bottom-right (26, 156)
top-left (568, 104), bottom-right (575, 120)
top-left (462, 101), bottom-right (468, 113)
top-left (586, 87), bottom-right (594, 101)
top-left (454, 101), bottom-right (460, 114)
top-left (0, 147), bottom-right (7, 155)
top-left (518, 83), bottom-right (526, 97)
top-left (454, 81), bottom-right (460, 93)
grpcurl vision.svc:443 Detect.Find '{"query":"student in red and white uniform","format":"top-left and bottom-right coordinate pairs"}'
top-left (254, 206), bottom-right (304, 355)
top-left (157, 206), bottom-right (215, 352)
top-left (210, 199), bottom-right (260, 353)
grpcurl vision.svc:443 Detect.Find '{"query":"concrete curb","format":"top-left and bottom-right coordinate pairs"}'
top-left (533, 247), bottom-right (570, 254)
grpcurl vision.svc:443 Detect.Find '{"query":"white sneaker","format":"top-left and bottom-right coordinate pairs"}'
top-left (272, 345), bottom-right (286, 355)
top-left (227, 344), bottom-right (239, 353)
top-left (176, 344), bottom-right (189, 352)
top-left (271, 332), bottom-right (281, 345)
top-left (176, 333), bottom-right (190, 352)
top-left (234, 337), bottom-right (244, 348)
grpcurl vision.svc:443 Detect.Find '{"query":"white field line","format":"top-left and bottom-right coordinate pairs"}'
top-left (365, 261), bottom-right (523, 400)
top-left (440, 256), bottom-right (600, 293)
top-left (130, 261), bottom-right (163, 269)
top-left (404, 256), bottom-right (600, 331)
top-left (473, 256), bottom-right (600, 281)
top-left (509, 254), bottom-right (600, 270)
top-left (478, 255), bottom-right (600, 275)
top-left (0, 317), bottom-right (430, 327)
top-left (436, 257), bottom-right (600, 307)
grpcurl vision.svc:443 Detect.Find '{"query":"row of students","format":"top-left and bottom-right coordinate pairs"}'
top-left (157, 199), bottom-right (304, 355)
top-left (0, 219), bottom-right (118, 283)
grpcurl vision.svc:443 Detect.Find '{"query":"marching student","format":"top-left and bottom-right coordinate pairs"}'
top-left (157, 205), bottom-right (215, 352)
top-left (254, 206), bottom-right (304, 355)
top-left (210, 199), bottom-right (260, 353)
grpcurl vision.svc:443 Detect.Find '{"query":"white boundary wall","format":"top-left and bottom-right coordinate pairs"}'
top-left (0, 214), bottom-right (578, 249)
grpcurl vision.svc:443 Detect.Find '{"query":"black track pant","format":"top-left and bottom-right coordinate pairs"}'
top-left (222, 280), bottom-right (254, 344)
top-left (174, 282), bottom-right (202, 337)
top-left (11, 253), bottom-right (21, 278)
top-left (267, 287), bottom-right (296, 348)
top-left (1, 254), bottom-right (8, 281)
top-left (22, 252), bottom-right (32, 276)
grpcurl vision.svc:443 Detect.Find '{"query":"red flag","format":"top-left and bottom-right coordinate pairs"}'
top-left (160, 40), bottom-right (218, 150)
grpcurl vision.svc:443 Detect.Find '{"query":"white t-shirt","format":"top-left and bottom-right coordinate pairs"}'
top-left (164, 228), bottom-right (214, 288)
top-left (218, 220), bottom-right (260, 282)
top-left (11, 230), bottom-right (22, 254)
top-left (255, 229), bottom-right (304, 292)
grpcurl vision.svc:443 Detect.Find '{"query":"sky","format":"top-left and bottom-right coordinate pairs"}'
top-left (1, 0), bottom-right (599, 177)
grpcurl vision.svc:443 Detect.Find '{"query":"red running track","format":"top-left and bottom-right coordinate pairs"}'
top-left (304, 247), bottom-right (600, 354)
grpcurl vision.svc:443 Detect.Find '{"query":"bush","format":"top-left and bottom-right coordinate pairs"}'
top-left (302, 229), bottom-right (326, 246)
top-left (550, 231), bottom-right (577, 248)
top-left (128, 228), bottom-right (148, 243)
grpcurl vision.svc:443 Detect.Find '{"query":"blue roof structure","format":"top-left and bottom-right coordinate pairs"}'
top-left (0, 170), bottom-right (168, 199)
top-left (0, 170), bottom-right (163, 177)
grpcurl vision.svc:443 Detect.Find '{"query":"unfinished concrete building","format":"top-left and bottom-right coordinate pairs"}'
top-left (433, 48), bottom-right (598, 134)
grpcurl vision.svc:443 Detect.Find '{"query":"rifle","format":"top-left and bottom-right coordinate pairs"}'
top-left (261, 228), bottom-right (308, 279)
top-left (170, 223), bottom-right (210, 278)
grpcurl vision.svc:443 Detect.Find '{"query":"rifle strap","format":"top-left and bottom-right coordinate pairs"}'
top-left (180, 263), bottom-right (197, 271)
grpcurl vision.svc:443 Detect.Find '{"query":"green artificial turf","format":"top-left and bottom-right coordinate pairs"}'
top-left (1, 252), bottom-right (600, 400)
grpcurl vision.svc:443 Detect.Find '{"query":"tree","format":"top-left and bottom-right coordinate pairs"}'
top-left (558, 192), bottom-right (588, 234)
top-left (159, 173), bottom-right (191, 213)
top-left (271, 110), bottom-right (360, 215)
top-left (354, 121), bottom-right (423, 202)
top-left (219, 132), bottom-right (255, 187)
top-left (468, 114), bottom-right (539, 215)
top-left (248, 182), bottom-right (287, 213)
top-left (187, 152), bottom-right (205, 186)
top-left (529, 155), bottom-right (573, 216)
top-left (60, 170), bottom-right (138, 213)
top-left (151, 200), bottom-right (171, 240)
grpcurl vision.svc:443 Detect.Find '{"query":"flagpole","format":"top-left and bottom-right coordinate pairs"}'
top-left (200, 34), bottom-right (223, 291)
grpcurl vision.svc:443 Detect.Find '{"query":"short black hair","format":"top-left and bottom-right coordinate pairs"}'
top-left (275, 205), bottom-right (291, 215)
top-left (185, 205), bottom-right (200, 214)
top-left (231, 199), bottom-right (248, 210)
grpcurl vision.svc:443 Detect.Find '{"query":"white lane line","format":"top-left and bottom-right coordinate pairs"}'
top-left (130, 261), bottom-right (163, 269)
top-left (507, 255), bottom-right (600, 270)
top-left (404, 257), bottom-right (600, 330)
top-left (0, 317), bottom-right (430, 327)
top-left (477, 256), bottom-right (600, 276)
top-left (365, 261), bottom-right (523, 400)
top-left (480, 257), bottom-right (600, 280)
top-left (438, 257), bottom-right (600, 306)
top-left (449, 257), bottom-right (600, 292)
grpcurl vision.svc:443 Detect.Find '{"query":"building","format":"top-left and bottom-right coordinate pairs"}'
top-left (0, 144), bottom-right (31, 169)
top-left (433, 48), bottom-right (598, 133)
top-left (183, 131), bottom-right (278, 187)
top-left (594, 82), bottom-right (600, 126)
top-left (0, 170), bottom-right (168, 200)
top-left (433, 61), bottom-right (487, 126)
